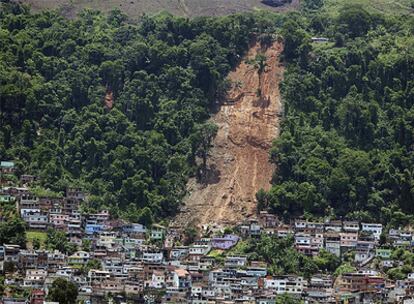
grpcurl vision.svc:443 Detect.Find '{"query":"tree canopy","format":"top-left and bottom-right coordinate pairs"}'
top-left (265, 4), bottom-right (414, 224)
top-left (47, 278), bottom-right (78, 304)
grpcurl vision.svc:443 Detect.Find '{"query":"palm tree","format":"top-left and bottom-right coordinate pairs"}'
top-left (255, 53), bottom-right (267, 97)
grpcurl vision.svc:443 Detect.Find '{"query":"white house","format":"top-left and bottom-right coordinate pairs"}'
top-left (295, 233), bottom-right (311, 246)
top-left (189, 244), bottom-right (211, 255)
top-left (149, 271), bottom-right (165, 289)
top-left (361, 223), bottom-right (383, 240)
top-left (264, 276), bottom-right (306, 295)
top-left (23, 269), bottom-right (47, 288)
top-left (56, 267), bottom-right (75, 278)
top-left (225, 256), bottom-right (247, 268)
top-left (343, 221), bottom-right (360, 232)
top-left (68, 250), bottom-right (90, 265)
top-left (142, 251), bottom-right (163, 263)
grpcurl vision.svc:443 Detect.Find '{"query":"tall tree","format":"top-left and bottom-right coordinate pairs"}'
top-left (47, 278), bottom-right (78, 304)
top-left (194, 122), bottom-right (219, 170)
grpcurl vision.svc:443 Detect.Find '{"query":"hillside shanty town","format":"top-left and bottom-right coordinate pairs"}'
top-left (1, 160), bottom-right (414, 304)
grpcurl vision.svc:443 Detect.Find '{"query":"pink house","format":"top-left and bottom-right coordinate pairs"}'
top-left (49, 214), bottom-right (69, 228)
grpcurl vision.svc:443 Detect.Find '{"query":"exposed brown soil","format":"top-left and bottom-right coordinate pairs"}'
top-left (173, 40), bottom-right (284, 229)
top-left (104, 90), bottom-right (114, 110)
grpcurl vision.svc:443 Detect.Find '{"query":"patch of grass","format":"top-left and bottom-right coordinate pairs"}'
top-left (31, 186), bottom-right (63, 198)
top-left (311, 41), bottom-right (335, 51)
top-left (323, 0), bottom-right (413, 16)
top-left (208, 249), bottom-right (225, 263)
top-left (26, 231), bottom-right (47, 249)
top-left (226, 239), bottom-right (252, 256)
top-left (208, 249), bottom-right (224, 258)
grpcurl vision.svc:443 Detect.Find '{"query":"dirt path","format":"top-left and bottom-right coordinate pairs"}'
top-left (173, 41), bottom-right (284, 229)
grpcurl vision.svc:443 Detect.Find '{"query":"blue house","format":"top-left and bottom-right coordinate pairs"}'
top-left (85, 223), bottom-right (104, 235)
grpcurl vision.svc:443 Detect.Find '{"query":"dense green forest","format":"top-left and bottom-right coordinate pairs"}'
top-left (0, 2), bottom-right (284, 223)
top-left (259, 3), bottom-right (414, 225)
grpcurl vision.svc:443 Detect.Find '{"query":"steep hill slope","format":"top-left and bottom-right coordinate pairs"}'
top-left (15, 0), bottom-right (299, 18)
top-left (1, 5), bottom-right (273, 223)
top-left (173, 40), bottom-right (284, 229)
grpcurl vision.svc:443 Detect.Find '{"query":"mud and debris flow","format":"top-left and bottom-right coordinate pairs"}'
top-left (173, 41), bottom-right (284, 229)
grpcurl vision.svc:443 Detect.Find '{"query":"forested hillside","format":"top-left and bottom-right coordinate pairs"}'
top-left (0, 2), bottom-right (281, 223)
top-left (259, 3), bottom-right (414, 225)
top-left (2, 0), bottom-right (414, 227)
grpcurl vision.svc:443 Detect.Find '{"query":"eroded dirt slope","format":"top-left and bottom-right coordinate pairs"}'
top-left (174, 41), bottom-right (284, 229)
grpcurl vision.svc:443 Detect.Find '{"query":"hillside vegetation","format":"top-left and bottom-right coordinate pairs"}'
top-left (259, 2), bottom-right (414, 226)
top-left (0, 2), bottom-right (283, 223)
top-left (14, 0), bottom-right (299, 19)
top-left (2, 0), bottom-right (414, 228)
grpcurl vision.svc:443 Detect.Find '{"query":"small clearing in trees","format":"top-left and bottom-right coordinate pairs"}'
top-left (104, 90), bottom-right (114, 110)
top-left (173, 40), bottom-right (284, 230)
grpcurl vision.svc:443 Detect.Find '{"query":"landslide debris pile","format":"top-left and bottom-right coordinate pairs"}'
top-left (173, 41), bottom-right (284, 229)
